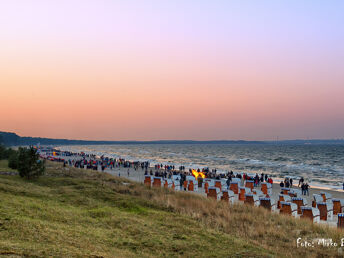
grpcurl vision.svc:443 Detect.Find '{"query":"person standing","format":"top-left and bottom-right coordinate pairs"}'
top-left (305, 183), bottom-right (309, 196)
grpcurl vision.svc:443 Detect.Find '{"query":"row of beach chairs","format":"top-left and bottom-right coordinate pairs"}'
top-left (143, 175), bottom-right (344, 227)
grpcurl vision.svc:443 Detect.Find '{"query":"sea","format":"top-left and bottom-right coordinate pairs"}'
top-left (59, 144), bottom-right (344, 191)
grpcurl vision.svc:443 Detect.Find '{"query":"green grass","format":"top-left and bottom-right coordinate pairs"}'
top-left (0, 167), bottom-right (269, 257)
top-left (0, 161), bottom-right (342, 257)
top-left (0, 160), bottom-right (17, 173)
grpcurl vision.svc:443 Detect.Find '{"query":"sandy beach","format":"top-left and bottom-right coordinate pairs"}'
top-left (104, 165), bottom-right (344, 202)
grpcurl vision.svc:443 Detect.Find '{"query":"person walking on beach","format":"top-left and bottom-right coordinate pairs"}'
top-left (304, 183), bottom-right (309, 196)
top-left (127, 169), bottom-right (130, 178)
top-left (298, 177), bottom-right (304, 187)
top-left (301, 183), bottom-right (305, 195)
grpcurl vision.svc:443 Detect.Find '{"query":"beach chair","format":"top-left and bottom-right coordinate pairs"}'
top-left (188, 180), bottom-right (198, 192)
top-left (312, 194), bottom-right (323, 208)
top-left (187, 180), bottom-right (194, 191)
top-left (172, 175), bottom-right (181, 181)
top-left (244, 193), bottom-right (260, 206)
top-left (278, 194), bottom-right (292, 209)
top-left (292, 197), bottom-right (308, 214)
top-left (245, 180), bottom-right (254, 191)
top-left (281, 188), bottom-right (290, 195)
top-left (332, 199), bottom-right (344, 215)
top-left (144, 175), bottom-right (152, 186)
top-left (152, 177), bottom-right (163, 188)
top-left (288, 189), bottom-right (301, 198)
top-left (221, 190), bottom-right (235, 204)
top-left (221, 179), bottom-right (228, 189)
top-left (280, 202), bottom-right (298, 217)
top-left (239, 187), bottom-right (251, 201)
top-left (164, 179), bottom-right (174, 189)
top-left (261, 182), bottom-right (272, 196)
top-left (204, 182), bottom-right (209, 194)
top-left (214, 180), bottom-right (222, 191)
top-left (320, 192), bottom-right (332, 202)
top-left (252, 189), bottom-right (264, 197)
top-left (259, 197), bottom-right (277, 211)
top-left (207, 187), bottom-right (221, 200)
top-left (183, 180), bottom-right (188, 190)
top-left (231, 178), bottom-right (242, 185)
top-left (173, 179), bottom-right (181, 191)
top-left (186, 175), bottom-right (194, 181)
top-left (301, 206), bottom-right (320, 223)
top-left (338, 213), bottom-right (344, 229)
top-left (229, 182), bottom-right (239, 194)
top-left (317, 202), bottom-right (333, 221)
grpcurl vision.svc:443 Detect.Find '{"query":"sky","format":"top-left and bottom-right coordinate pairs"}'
top-left (0, 0), bottom-right (343, 141)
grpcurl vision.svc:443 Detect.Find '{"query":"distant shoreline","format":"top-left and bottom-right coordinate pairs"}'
top-left (2, 131), bottom-right (344, 146)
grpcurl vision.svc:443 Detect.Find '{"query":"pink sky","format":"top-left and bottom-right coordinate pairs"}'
top-left (1, 1), bottom-right (343, 140)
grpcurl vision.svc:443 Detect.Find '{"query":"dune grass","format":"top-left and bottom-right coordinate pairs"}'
top-left (0, 160), bottom-right (17, 173)
top-left (0, 161), bottom-right (343, 257)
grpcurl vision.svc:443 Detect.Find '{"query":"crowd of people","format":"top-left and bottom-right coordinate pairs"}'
top-left (40, 147), bottom-right (312, 195)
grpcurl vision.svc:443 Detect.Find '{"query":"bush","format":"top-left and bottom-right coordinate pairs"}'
top-left (8, 150), bottom-right (19, 169)
top-left (17, 147), bottom-right (45, 180)
top-left (0, 145), bottom-right (5, 160)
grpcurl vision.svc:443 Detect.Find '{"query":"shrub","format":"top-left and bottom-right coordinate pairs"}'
top-left (0, 145), bottom-right (5, 160)
top-left (17, 147), bottom-right (45, 180)
top-left (8, 150), bottom-right (19, 169)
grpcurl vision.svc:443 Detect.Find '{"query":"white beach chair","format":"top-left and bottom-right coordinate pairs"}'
top-left (172, 175), bottom-right (181, 180)
top-left (259, 197), bottom-right (277, 211)
top-left (186, 175), bottom-right (195, 181)
top-left (231, 178), bottom-right (241, 185)
top-left (221, 190), bottom-right (235, 203)
top-left (317, 201), bottom-right (333, 221)
top-left (280, 201), bottom-right (298, 217)
top-left (261, 182), bottom-right (272, 195)
top-left (164, 179), bottom-right (174, 189)
top-left (245, 180), bottom-right (254, 191)
top-left (152, 177), bottom-right (164, 187)
top-left (320, 192), bottom-right (332, 202)
top-left (332, 199), bottom-right (344, 215)
top-left (292, 197), bottom-right (308, 214)
top-left (229, 182), bottom-right (239, 194)
top-left (214, 180), bottom-right (223, 190)
top-left (239, 187), bottom-right (251, 201)
top-left (244, 193), bottom-right (260, 206)
top-left (312, 194), bottom-right (324, 207)
top-left (288, 189), bottom-right (301, 197)
top-left (278, 194), bottom-right (292, 209)
top-left (207, 187), bottom-right (221, 200)
top-left (187, 179), bottom-right (198, 192)
top-left (281, 187), bottom-right (290, 195)
top-left (301, 206), bottom-right (320, 223)
top-left (144, 175), bottom-right (153, 186)
top-left (221, 179), bottom-right (228, 190)
top-left (252, 189), bottom-right (264, 197)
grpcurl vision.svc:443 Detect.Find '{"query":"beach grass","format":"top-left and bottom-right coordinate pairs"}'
top-left (0, 160), bottom-right (17, 173)
top-left (0, 161), bottom-right (343, 257)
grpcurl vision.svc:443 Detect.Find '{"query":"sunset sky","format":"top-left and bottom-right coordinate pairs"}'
top-left (1, 0), bottom-right (343, 141)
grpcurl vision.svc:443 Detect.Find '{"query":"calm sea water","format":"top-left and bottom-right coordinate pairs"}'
top-left (60, 144), bottom-right (344, 190)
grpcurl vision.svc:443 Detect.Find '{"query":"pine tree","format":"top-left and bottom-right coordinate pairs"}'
top-left (17, 147), bottom-right (45, 180)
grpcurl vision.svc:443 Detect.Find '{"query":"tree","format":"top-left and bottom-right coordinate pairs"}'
top-left (17, 147), bottom-right (45, 180)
